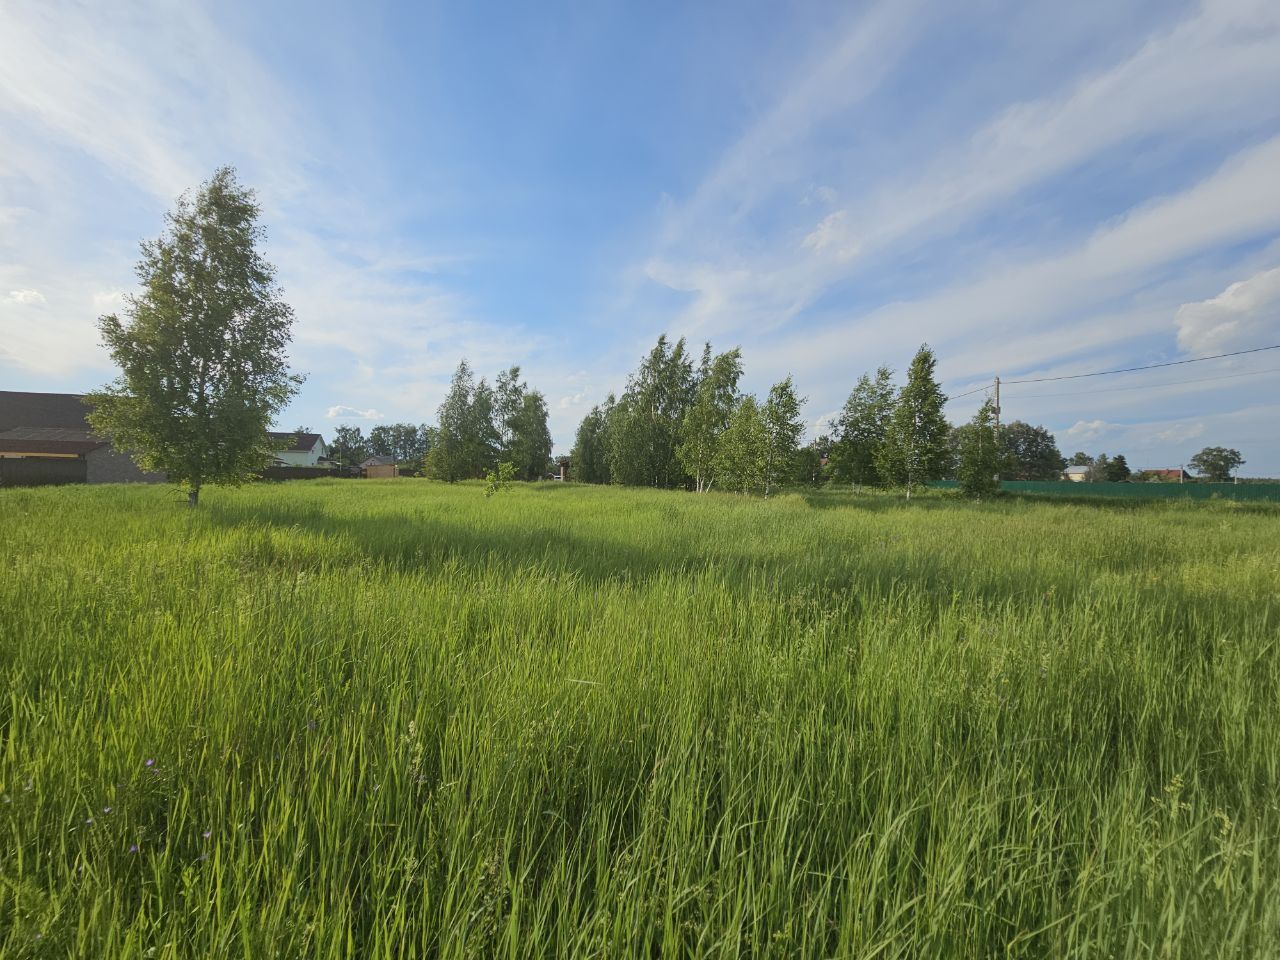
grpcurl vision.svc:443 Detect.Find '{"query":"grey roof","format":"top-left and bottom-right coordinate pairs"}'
top-left (0, 391), bottom-right (93, 431)
top-left (361, 455), bottom-right (397, 467)
top-left (267, 431), bottom-right (325, 452)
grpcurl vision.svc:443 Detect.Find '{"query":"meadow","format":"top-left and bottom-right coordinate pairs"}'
top-left (1, 479), bottom-right (1278, 958)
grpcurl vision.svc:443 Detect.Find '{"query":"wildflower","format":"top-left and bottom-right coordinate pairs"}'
top-left (128, 844), bottom-right (139, 853)
top-left (103, 806), bottom-right (113, 814)
top-left (144, 759), bottom-right (155, 768)
top-left (85, 817), bottom-right (94, 825)
top-left (202, 830), bottom-right (212, 839)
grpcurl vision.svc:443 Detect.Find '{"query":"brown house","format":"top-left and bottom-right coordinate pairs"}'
top-left (361, 455), bottom-right (399, 478)
top-left (0, 391), bottom-right (163, 486)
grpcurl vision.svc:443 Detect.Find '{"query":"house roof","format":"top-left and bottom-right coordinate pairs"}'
top-left (361, 455), bottom-right (397, 467)
top-left (0, 391), bottom-right (93, 432)
top-left (267, 431), bottom-right (325, 452)
top-left (0, 427), bottom-right (104, 456)
top-left (1064, 465), bottom-right (1090, 475)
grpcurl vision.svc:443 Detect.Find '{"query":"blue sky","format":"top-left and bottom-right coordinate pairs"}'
top-left (2, 0), bottom-right (1279, 472)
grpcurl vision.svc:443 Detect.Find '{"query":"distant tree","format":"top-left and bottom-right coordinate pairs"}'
top-left (715, 396), bottom-right (766, 494)
top-left (493, 367), bottom-right (523, 454)
top-left (1190, 446), bottom-right (1244, 482)
top-left (830, 366), bottom-right (895, 486)
top-left (677, 347), bottom-right (743, 492)
top-left (293, 425), bottom-right (312, 434)
top-left (507, 390), bottom-right (553, 481)
top-left (329, 425), bottom-right (369, 467)
top-left (85, 167), bottom-right (302, 507)
top-left (761, 375), bottom-right (805, 497)
top-left (955, 399), bottom-right (1005, 498)
top-left (607, 335), bottom-right (696, 488)
top-left (1000, 421), bottom-right (1066, 480)
top-left (367, 424), bottom-right (394, 458)
top-left (571, 399), bottom-right (613, 484)
top-left (794, 435), bottom-right (832, 486)
top-left (876, 345), bottom-right (950, 499)
top-left (425, 360), bottom-right (476, 481)
top-left (1069, 451), bottom-right (1092, 466)
top-left (1104, 453), bottom-right (1131, 482)
top-left (1090, 453), bottom-right (1111, 483)
top-left (466, 379), bottom-right (502, 476)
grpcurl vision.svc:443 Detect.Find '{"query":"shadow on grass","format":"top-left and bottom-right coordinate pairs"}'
top-left (200, 489), bottom-right (1233, 631)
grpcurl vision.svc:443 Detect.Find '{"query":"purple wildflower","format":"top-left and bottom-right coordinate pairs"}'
top-left (128, 843), bottom-right (139, 853)
top-left (202, 830), bottom-right (212, 839)
top-left (144, 759), bottom-right (155, 768)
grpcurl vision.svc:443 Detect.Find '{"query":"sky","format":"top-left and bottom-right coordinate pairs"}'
top-left (2, 0), bottom-right (1279, 473)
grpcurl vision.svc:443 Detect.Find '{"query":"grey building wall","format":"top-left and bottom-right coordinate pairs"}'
top-left (85, 446), bottom-right (165, 484)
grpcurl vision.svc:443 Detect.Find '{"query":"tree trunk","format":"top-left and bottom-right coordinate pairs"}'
top-left (188, 486), bottom-right (200, 508)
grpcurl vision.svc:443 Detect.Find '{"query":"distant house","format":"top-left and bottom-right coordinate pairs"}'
top-left (361, 455), bottom-right (399, 478)
top-left (1063, 465), bottom-right (1091, 482)
top-left (1141, 468), bottom-right (1190, 482)
top-left (0, 391), bottom-right (163, 485)
top-left (267, 432), bottom-right (329, 467)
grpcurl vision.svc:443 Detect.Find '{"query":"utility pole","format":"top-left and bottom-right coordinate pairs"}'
top-left (993, 375), bottom-right (1001, 486)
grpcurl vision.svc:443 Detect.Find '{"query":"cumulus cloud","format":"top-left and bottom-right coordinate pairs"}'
top-left (7, 289), bottom-right (44, 304)
top-left (557, 389), bottom-right (591, 410)
top-left (326, 405), bottom-right (384, 420)
top-left (1065, 419), bottom-right (1115, 443)
top-left (1174, 266), bottom-right (1280, 357)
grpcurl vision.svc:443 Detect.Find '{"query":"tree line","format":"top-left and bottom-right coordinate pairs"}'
top-left (81, 167), bottom-right (1251, 507)
top-left (566, 336), bottom-right (1095, 499)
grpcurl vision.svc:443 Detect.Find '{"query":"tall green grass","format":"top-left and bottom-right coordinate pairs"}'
top-left (1, 480), bottom-right (1277, 958)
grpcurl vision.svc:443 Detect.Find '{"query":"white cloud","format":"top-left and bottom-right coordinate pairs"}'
top-left (1152, 421), bottom-right (1206, 445)
top-left (1175, 266), bottom-right (1280, 357)
top-left (641, 0), bottom-right (1280, 352)
top-left (801, 211), bottom-right (860, 261)
top-left (326, 405), bottom-right (384, 420)
top-left (7, 289), bottom-right (45, 304)
top-left (1065, 419), bottom-right (1115, 442)
top-left (557, 389), bottom-right (591, 410)
top-left (91, 290), bottom-right (126, 312)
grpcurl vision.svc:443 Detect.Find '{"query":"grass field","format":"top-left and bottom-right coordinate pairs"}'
top-left (2, 480), bottom-right (1278, 958)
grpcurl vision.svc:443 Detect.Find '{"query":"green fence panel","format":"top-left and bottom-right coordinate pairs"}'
top-left (931, 480), bottom-right (1280, 502)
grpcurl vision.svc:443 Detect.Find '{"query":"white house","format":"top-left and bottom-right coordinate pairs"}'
top-left (268, 431), bottom-right (329, 467)
top-left (1063, 465), bottom-right (1090, 482)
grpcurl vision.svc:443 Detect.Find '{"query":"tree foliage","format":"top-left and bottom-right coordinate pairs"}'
top-left (329, 425), bottom-right (370, 467)
top-left (571, 398), bottom-right (613, 484)
top-left (876, 345), bottom-right (950, 498)
top-left (85, 167), bottom-right (302, 506)
top-left (715, 396), bottom-right (766, 494)
top-left (607, 335), bottom-right (696, 488)
top-left (761, 376), bottom-right (805, 497)
top-left (955, 399), bottom-right (1005, 498)
top-left (831, 366), bottom-right (895, 486)
top-left (425, 360), bottom-right (478, 481)
top-left (1000, 421), bottom-right (1066, 480)
top-left (677, 347), bottom-right (743, 492)
top-left (1190, 446), bottom-right (1244, 482)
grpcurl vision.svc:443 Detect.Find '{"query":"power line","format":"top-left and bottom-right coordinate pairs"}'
top-left (944, 383), bottom-right (991, 402)
top-left (1002, 344), bottom-right (1280, 385)
top-left (1004, 366), bottom-right (1280, 400)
